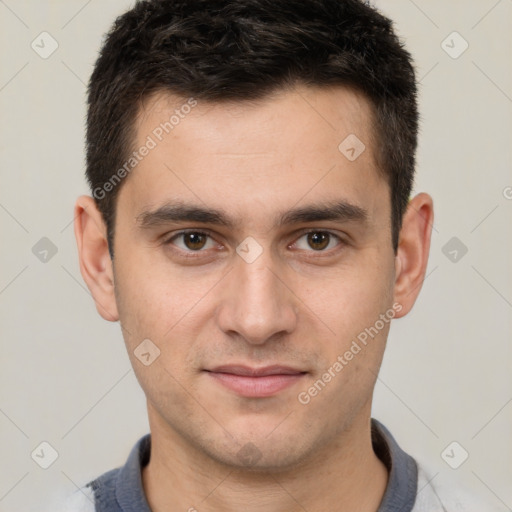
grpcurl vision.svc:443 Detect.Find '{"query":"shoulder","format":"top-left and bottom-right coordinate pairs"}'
top-left (52, 485), bottom-right (96, 512)
top-left (412, 463), bottom-right (508, 512)
top-left (55, 434), bottom-right (151, 512)
top-left (56, 467), bottom-right (122, 512)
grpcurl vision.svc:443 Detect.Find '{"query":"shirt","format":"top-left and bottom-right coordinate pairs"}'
top-left (60, 419), bottom-right (505, 511)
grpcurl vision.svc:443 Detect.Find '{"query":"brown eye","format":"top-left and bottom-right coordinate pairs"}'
top-left (183, 232), bottom-right (207, 250)
top-left (307, 232), bottom-right (330, 250)
top-left (293, 231), bottom-right (341, 252)
top-left (168, 231), bottom-right (215, 251)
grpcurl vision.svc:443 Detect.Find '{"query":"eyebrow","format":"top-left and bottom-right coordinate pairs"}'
top-left (136, 199), bottom-right (368, 230)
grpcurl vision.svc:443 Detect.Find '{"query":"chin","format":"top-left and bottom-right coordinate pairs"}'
top-left (203, 425), bottom-right (317, 473)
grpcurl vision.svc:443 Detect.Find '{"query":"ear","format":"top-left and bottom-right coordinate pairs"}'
top-left (74, 195), bottom-right (119, 322)
top-left (393, 192), bottom-right (434, 318)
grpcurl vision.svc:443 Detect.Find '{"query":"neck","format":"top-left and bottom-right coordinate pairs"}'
top-left (142, 407), bottom-right (388, 512)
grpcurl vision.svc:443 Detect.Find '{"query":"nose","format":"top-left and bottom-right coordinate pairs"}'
top-left (215, 251), bottom-right (298, 345)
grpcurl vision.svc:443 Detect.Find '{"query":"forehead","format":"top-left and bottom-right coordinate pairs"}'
top-left (136, 85), bottom-right (375, 153)
top-left (120, 85), bottom-right (387, 228)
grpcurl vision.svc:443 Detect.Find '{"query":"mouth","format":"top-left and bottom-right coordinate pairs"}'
top-left (204, 365), bottom-right (307, 398)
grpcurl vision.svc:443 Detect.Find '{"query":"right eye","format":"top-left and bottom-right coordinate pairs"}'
top-left (166, 231), bottom-right (216, 252)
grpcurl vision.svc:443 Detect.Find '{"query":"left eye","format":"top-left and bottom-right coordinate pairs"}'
top-left (169, 232), bottom-right (216, 251)
top-left (294, 231), bottom-right (340, 251)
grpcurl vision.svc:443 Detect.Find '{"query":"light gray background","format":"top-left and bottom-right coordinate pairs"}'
top-left (1, 1), bottom-right (511, 511)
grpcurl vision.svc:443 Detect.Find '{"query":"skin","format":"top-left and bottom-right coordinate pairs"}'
top-left (75, 85), bottom-right (433, 512)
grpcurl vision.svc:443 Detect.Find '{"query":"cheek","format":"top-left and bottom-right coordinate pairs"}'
top-left (114, 251), bottom-right (203, 333)
top-left (298, 254), bottom-right (395, 397)
top-left (114, 272), bottom-right (167, 339)
top-left (311, 260), bottom-right (394, 337)
top-left (112, 253), bottom-right (222, 379)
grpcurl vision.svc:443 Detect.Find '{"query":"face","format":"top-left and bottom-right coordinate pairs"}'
top-left (92, 86), bottom-right (403, 469)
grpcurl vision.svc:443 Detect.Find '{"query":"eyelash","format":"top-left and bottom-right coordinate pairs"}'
top-left (163, 229), bottom-right (345, 257)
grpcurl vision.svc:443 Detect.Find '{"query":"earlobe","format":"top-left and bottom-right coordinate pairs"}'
top-left (393, 193), bottom-right (434, 318)
top-left (74, 195), bottom-right (119, 322)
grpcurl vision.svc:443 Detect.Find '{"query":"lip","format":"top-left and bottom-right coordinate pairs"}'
top-left (205, 365), bottom-right (307, 398)
top-left (208, 364), bottom-right (305, 376)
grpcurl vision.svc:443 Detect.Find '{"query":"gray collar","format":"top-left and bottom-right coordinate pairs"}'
top-left (372, 418), bottom-right (418, 511)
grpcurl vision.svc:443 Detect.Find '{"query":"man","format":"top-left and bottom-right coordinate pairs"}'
top-left (67, 0), bottom-right (501, 510)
